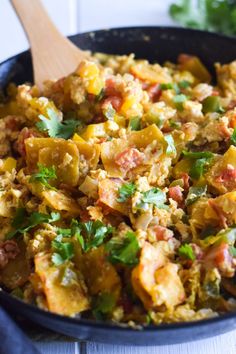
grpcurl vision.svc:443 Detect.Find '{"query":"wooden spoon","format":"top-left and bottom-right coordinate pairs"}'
top-left (11, 0), bottom-right (87, 89)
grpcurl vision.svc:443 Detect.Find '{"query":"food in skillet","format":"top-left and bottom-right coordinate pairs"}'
top-left (0, 53), bottom-right (236, 325)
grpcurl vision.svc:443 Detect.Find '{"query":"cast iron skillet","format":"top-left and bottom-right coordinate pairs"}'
top-left (1, 27), bottom-right (236, 346)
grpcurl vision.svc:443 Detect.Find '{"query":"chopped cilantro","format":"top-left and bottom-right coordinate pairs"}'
top-left (7, 209), bottom-right (60, 239)
top-left (178, 243), bottom-right (196, 260)
top-left (186, 185), bottom-right (207, 206)
top-left (106, 231), bottom-right (140, 266)
top-left (30, 163), bottom-right (57, 190)
top-left (230, 128), bottom-right (236, 146)
top-left (36, 108), bottom-right (81, 139)
top-left (169, 119), bottom-right (181, 129)
top-left (75, 220), bottom-right (113, 253)
top-left (178, 80), bottom-right (191, 89)
top-left (173, 94), bottom-right (187, 111)
top-left (141, 188), bottom-right (167, 209)
top-left (160, 83), bottom-right (174, 90)
top-left (117, 182), bottom-right (136, 203)
top-left (92, 292), bottom-right (115, 320)
top-left (129, 117), bottom-right (141, 131)
top-left (164, 134), bottom-right (176, 156)
top-left (51, 241), bottom-right (74, 265)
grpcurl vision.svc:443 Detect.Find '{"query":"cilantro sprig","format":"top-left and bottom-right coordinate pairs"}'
top-left (140, 188), bottom-right (168, 209)
top-left (169, 0), bottom-right (236, 36)
top-left (52, 241), bottom-right (74, 265)
top-left (74, 220), bottom-right (113, 253)
top-left (186, 185), bottom-right (207, 206)
top-left (7, 208), bottom-right (60, 239)
top-left (30, 163), bottom-right (57, 190)
top-left (117, 182), bottom-right (136, 203)
top-left (106, 231), bottom-right (140, 266)
top-left (178, 243), bottom-right (196, 260)
top-left (36, 108), bottom-right (81, 139)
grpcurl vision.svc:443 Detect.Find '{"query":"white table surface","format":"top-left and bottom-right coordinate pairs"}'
top-left (0, 1), bottom-right (236, 353)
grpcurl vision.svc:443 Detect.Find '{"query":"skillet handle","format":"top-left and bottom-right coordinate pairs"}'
top-left (0, 306), bottom-right (40, 354)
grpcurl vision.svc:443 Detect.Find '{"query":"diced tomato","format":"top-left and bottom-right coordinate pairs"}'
top-left (168, 186), bottom-right (183, 205)
top-left (102, 96), bottom-right (123, 111)
top-left (229, 110), bottom-right (236, 127)
top-left (204, 242), bottom-right (234, 277)
top-left (115, 148), bottom-right (144, 171)
top-left (146, 83), bottom-right (162, 102)
top-left (181, 173), bottom-right (190, 190)
top-left (5, 116), bottom-right (22, 131)
top-left (151, 225), bottom-right (173, 241)
top-left (105, 78), bottom-right (120, 96)
top-left (211, 90), bottom-right (220, 96)
top-left (15, 127), bottom-right (38, 157)
top-left (216, 165), bottom-right (236, 189)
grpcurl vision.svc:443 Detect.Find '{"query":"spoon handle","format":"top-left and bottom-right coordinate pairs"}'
top-left (10, 0), bottom-right (86, 88)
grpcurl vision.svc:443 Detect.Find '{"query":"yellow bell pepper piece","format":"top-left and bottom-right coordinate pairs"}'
top-left (0, 157), bottom-right (16, 172)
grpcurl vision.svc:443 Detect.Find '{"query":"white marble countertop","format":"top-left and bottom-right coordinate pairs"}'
top-left (0, 1), bottom-right (236, 353)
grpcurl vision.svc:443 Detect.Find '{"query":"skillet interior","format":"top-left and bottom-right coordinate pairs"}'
top-left (0, 26), bottom-right (236, 345)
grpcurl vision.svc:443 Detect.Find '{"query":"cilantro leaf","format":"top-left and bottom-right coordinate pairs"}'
top-left (30, 163), bottom-right (57, 190)
top-left (129, 117), bottom-right (141, 131)
top-left (92, 292), bottom-right (116, 320)
top-left (173, 94), bottom-right (187, 111)
top-left (75, 220), bottom-right (113, 253)
top-left (230, 128), bottom-right (236, 146)
top-left (51, 240), bottom-right (74, 265)
top-left (160, 83), bottom-right (174, 90)
top-left (169, 0), bottom-right (236, 36)
top-left (186, 185), bottom-right (207, 206)
top-left (36, 108), bottom-right (81, 139)
top-left (6, 209), bottom-right (60, 239)
top-left (178, 243), bottom-right (196, 260)
top-left (141, 188), bottom-right (167, 209)
top-left (178, 80), bottom-right (191, 89)
top-left (164, 134), bottom-right (176, 156)
top-left (106, 231), bottom-right (140, 266)
top-left (117, 182), bottom-right (136, 203)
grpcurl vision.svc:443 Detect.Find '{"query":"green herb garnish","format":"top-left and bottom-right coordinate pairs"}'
top-left (186, 185), bottom-right (207, 206)
top-left (52, 241), bottom-right (74, 265)
top-left (173, 94), bottom-right (187, 111)
top-left (178, 243), bottom-right (196, 260)
top-left (129, 117), bottom-right (141, 131)
top-left (75, 220), bottom-right (113, 253)
top-left (36, 108), bottom-right (81, 139)
top-left (169, 0), bottom-right (236, 36)
top-left (117, 182), bottom-right (136, 203)
top-left (229, 246), bottom-right (236, 257)
top-left (7, 209), bottom-right (60, 239)
top-left (141, 188), bottom-right (167, 209)
top-left (106, 231), bottom-right (140, 266)
top-left (164, 134), bottom-right (177, 156)
top-left (30, 163), bottom-right (57, 190)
